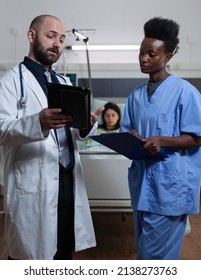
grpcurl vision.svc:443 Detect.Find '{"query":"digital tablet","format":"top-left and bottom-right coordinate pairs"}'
top-left (46, 83), bottom-right (91, 129)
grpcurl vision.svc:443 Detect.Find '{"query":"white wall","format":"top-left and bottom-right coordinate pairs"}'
top-left (0, 0), bottom-right (201, 78)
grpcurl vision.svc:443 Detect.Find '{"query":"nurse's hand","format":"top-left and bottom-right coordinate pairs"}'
top-left (141, 136), bottom-right (161, 154)
top-left (39, 108), bottom-right (73, 130)
top-left (130, 131), bottom-right (160, 154)
top-left (130, 130), bottom-right (143, 139)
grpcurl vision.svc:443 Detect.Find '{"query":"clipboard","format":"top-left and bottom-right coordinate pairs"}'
top-left (90, 132), bottom-right (166, 160)
top-left (46, 83), bottom-right (91, 129)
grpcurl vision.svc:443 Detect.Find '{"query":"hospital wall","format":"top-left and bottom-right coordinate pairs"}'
top-left (0, 0), bottom-right (201, 92)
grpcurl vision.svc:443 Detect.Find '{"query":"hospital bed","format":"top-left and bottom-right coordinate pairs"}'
top-left (80, 150), bottom-right (132, 212)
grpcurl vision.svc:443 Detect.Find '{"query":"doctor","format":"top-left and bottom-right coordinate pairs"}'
top-left (0, 14), bottom-right (103, 260)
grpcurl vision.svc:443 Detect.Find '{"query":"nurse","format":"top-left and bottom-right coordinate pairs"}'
top-left (120, 17), bottom-right (201, 259)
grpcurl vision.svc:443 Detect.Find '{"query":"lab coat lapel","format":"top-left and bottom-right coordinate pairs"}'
top-left (20, 65), bottom-right (47, 108)
top-left (19, 64), bottom-right (57, 144)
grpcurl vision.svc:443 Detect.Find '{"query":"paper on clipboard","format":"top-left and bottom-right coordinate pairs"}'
top-left (90, 132), bottom-right (166, 160)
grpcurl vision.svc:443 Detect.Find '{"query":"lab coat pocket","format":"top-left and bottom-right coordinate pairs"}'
top-left (14, 158), bottom-right (47, 196)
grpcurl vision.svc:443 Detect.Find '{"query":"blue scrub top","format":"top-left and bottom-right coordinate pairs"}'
top-left (121, 75), bottom-right (201, 215)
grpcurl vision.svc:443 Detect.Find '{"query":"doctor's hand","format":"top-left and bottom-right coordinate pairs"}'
top-left (39, 108), bottom-right (73, 130)
top-left (90, 106), bottom-right (105, 126)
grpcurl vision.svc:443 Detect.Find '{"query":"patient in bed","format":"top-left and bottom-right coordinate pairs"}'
top-left (78, 101), bottom-right (122, 157)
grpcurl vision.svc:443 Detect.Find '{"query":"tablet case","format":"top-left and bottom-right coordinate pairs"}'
top-left (46, 83), bottom-right (91, 129)
top-left (90, 132), bottom-right (166, 160)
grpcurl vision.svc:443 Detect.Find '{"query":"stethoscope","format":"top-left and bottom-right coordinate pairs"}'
top-left (19, 62), bottom-right (67, 109)
top-left (19, 62), bottom-right (26, 108)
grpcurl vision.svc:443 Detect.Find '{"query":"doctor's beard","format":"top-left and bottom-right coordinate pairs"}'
top-left (32, 38), bottom-right (62, 67)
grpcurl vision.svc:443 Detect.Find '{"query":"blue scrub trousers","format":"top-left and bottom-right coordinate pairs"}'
top-left (133, 211), bottom-right (187, 260)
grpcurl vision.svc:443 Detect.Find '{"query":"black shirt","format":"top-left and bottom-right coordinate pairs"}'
top-left (22, 56), bottom-right (50, 94)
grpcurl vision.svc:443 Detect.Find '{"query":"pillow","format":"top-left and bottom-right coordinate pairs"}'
top-left (92, 99), bottom-right (125, 125)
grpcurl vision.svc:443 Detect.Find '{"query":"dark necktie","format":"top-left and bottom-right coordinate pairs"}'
top-left (44, 70), bottom-right (74, 169)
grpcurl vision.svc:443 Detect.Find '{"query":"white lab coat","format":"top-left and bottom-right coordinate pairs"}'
top-left (0, 64), bottom-right (97, 259)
